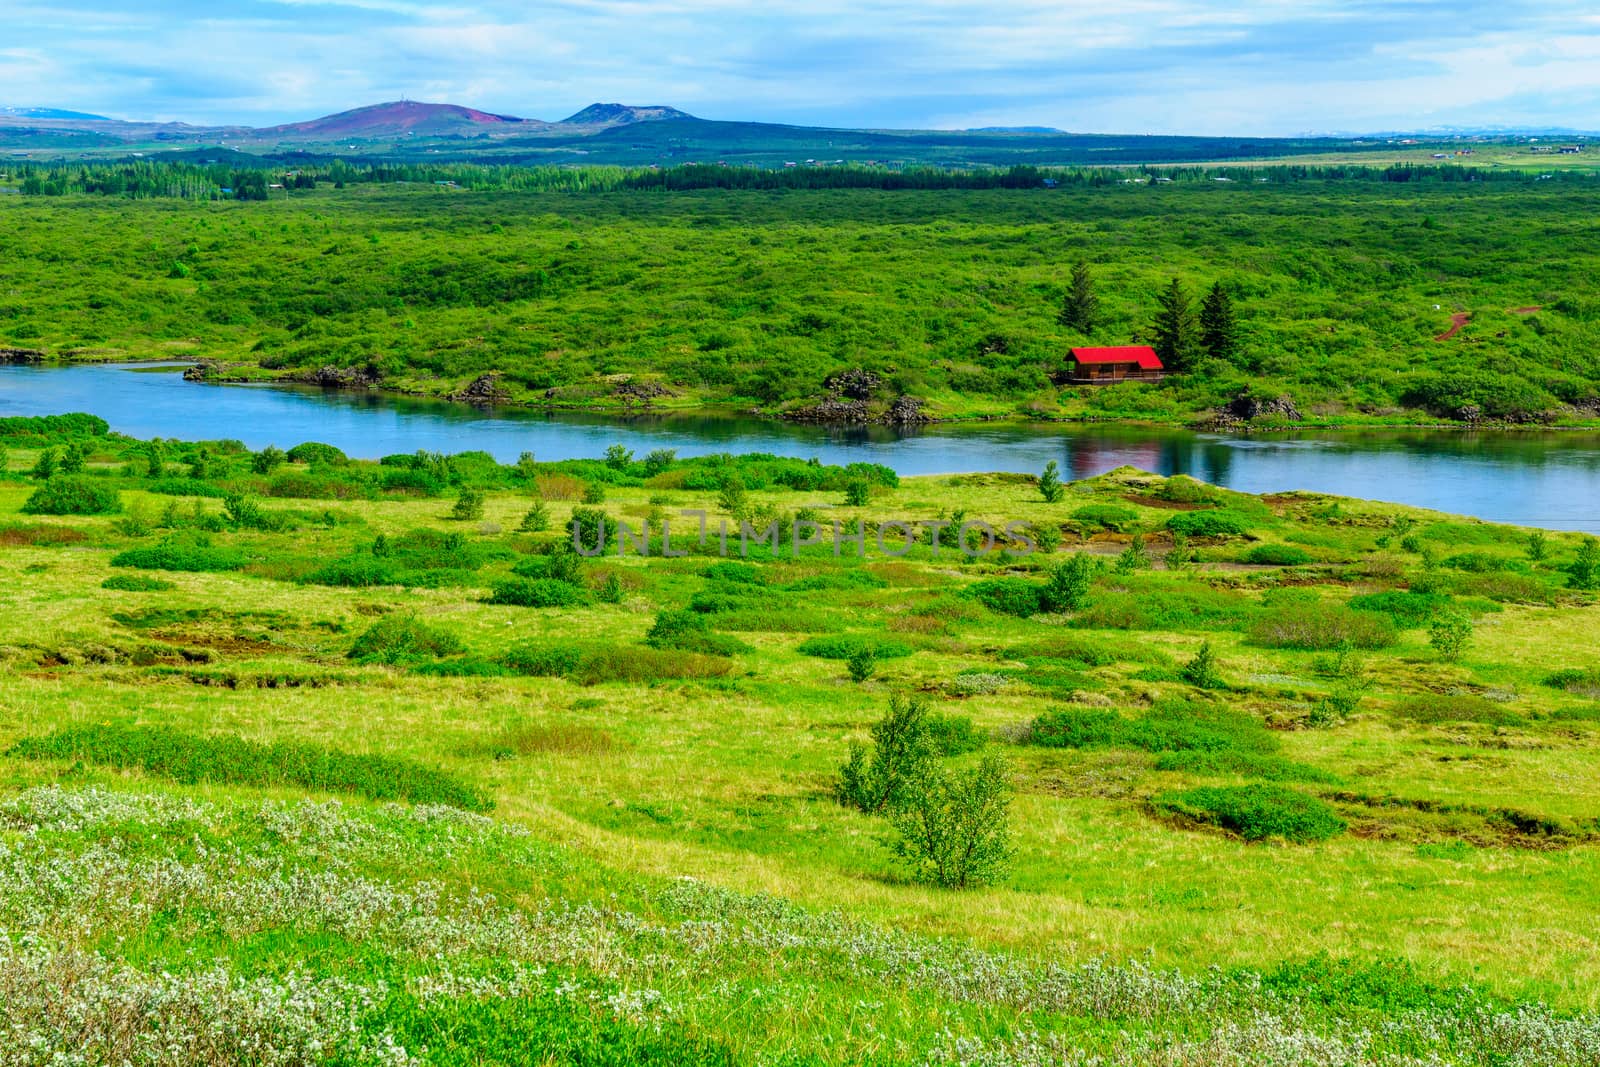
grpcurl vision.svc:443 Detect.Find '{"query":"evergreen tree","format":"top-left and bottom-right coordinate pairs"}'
top-left (1152, 277), bottom-right (1202, 372)
top-left (1058, 259), bottom-right (1098, 334)
top-left (1200, 281), bottom-right (1239, 360)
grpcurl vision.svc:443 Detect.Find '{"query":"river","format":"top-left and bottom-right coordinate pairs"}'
top-left (4, 362), bottom-right (1600, 532)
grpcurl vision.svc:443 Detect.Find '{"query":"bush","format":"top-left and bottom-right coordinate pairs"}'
top-left (1543, 667), bottom-right (1600, 699)
top-left (1167, 510), bottom-right (1252, 539)
top-left (500, 642), bottom-right (588, 677)
top-left (703, 560), bottom-right (766, 585)
top-left (645, 609), bottom-right (748, 656)
top-left (1032, 699), bottom-right (1276, 755)
top-left (1241, 544), bottom-right (1314, 566)
top-left (286, 442), bottom-right (349, 466)
top-left (846, 646), bottom-right (878, 683)
top-left (1570, 537), bottom-right (1600, 590)
top-left (1428, 610), bottom-right (1473, 660)
top-left (100, 574), bottom-right (175, 592)
top-left (1152, 784), bottom-right (1345, 843)
top-left (1040, 555), bottom-right (1095, 613)
top-left (837, 694), bottom-right (938, 814)
top-left (950, 671), bottom-right (1010, 697)
top-left (487, 578), bottom-right (589, 608)
top-left (1248, 603), bottom-right (1398, 650)
top-left (891, 754), bottom-right (1013, 889)
top-left (450, 487), bottom-right (486, 521)
top-left (7, 724), bottom-right (489, 811)
top-left (1179, 641), bottom-right (1226, 690)
top-left (1037, 460), bottom-right (1063, 503)
top-left (568, 645), bottom-right (732, 685)
top-left (518, 501), bottom-right (551, 532)
top-left (1071, 503), bottom-right (1139, 531)
top-left (348, 614), bottom-right (464, 665)
top-left (111, 535), bottom-right (247, 573)
top-left (1346, 590), bottom-right (1452, 627)
top-left (965, 577), bottom-right (1043, 617)
top-left (1153, 749), bottom-right (1340, 784)
top-left (1393, 694), bottom-right (1526, 727)
top-left (797, 634), bottom-right (913, 661)
top-left (21, 476), bottom-right (121, 516)
top-left (923, 713), bottom-right (987, 756)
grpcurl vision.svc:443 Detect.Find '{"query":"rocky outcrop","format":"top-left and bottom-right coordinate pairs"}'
top-left (451, 372), bottom-right (508, 404)
top-left (295, 365), bottom-right (379, 389)
top-left (823, 368), bottom-right (882, 401)
top-left (613, 378), bottom-right (675, 403)
top-left (0, 348), bottom-right (44, 364)
top-left (1212, 392), bottom-right (1303, 425)
top-left (885, 395), bottom-right (931, 425)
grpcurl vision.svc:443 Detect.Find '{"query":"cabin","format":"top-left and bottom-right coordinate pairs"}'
top-left (1067, 346), bottom-right (1165, 384)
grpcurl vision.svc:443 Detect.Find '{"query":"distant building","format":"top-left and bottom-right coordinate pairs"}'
top-left (1067, 346), bottom-right (1165, 384)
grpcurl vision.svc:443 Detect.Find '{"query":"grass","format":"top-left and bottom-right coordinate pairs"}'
top-left (3, 424), bottom-right (1600, 1059)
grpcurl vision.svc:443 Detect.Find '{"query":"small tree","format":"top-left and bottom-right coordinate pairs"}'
top-left (1526, 530), bottom-right (1548, 563)
top-left (518, 500), bottom-right (551, 532)
top-left (1058, 259), bottom-right (1098, 334)
top-left (582, 480), bottom-right (607, 505)
top-left (844, 478), bottom-right (872, 507)
top-left (1041, 554), bottom-right (1094, 613)
top-left (0, 444), bottom-right (10, 476)
top-left (604, 444), bottom-right (633, 471)
top-left (144, 443), bottom-right (165, 479)
top-left (717, 475), bottom-right (748, 515)
top-left (1571, 537), bottom-right (1600, 591)
top-left (30, 447), bottom-right (57, 480)
top-left (251, 445), bottom-right (287, 475)
top-left (1428, 610), bottom-right (1473, 660)
top-left (515, 451), bottom-right (538, 480)
top-left (1037, 460), bottom-right (1064, 504)
top-left (1180, 641), bottom-right (1225, 690)
top-left (223, 492), bottom-right (264, 529)
top-left (847, 646), bottom-right (878, 683)
top-left (1200, 280), bottom-right (1239, 361)
top-left (643, 448), bottom-right (677, 477)
top-left (597, 572), bottom-right (624, 604)
top-left (1116, 533), bottom-right (1152, 573)
top-left (450, 487), bottom-right (485, 521)
top-left (1152, 277), bottom-right (1203, 373)
top-left (1165, 530), bottom-right (1192, 571)
top-left (59, 444), bottom-right (86, 475)
top-left (837, 694), bottom-right (936, 815)
top-left (891, 754), bottom-right (1013, 890)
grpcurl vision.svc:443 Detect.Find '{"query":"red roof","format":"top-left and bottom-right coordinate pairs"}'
top-left (1070, 346), bottom-right (1163, 370)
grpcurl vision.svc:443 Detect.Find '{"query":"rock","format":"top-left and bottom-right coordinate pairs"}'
top-left (885, 395), bottom-right (931, 425)
top-left (1215, 392), bottom-right (1303, 424)
top-left (451, 372), bottom-right (508, 404)
top-left (0, 348), bottom-right (44, 364)
top-left (823, 368), bottom-right (882, 401)
top-left (613, 378), bottom-right (674, 402)
top-left (785, 397), bottom-right (872, 423)
top-left (297, 365), bottom-right (378, 389)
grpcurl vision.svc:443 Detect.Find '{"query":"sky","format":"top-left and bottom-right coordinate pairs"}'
top-left (4, 0), bottom-right (1600, 135)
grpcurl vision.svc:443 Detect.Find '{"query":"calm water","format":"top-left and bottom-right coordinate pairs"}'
top-left (5, 362), bottom-right (1600, 531)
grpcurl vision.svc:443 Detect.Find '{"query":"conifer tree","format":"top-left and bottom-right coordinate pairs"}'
top-left (1200, 280), bottom-right (1239, 360)
top-left (1152, 277), bottom-right (1202, 372)
top-left (1058, 259), bottom-right (1098, 334)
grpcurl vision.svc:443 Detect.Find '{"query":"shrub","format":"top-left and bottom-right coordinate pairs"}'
top-left (923, 713), bottom-right (987, 756)
top-left (250, 444), bottom-right (287, 474)
top-left (1428, 610), bottom-right (1473, 660)
top-left (1167, 510), bottom-right (1252, 539)
top-left (1032, 699), bottom-right (1275, 755)
top-left (645, 609), bottom-right (748, 656)
top-left (891, 754), bottom-right (1013, 889)
top-left (1030, 707), bottom-right (1124, 748)
top-left (487, 578), bottom-right (589, 608)
top-left (703, 560), bottom-right (767, 585)
top-left (7, 724), bottom-right (489, 811)
top-left (1037, 460), bottom-right (1063, 503)
top-left (347, 614), bottom-right (464, 665)
top-left (1543, 667), bottom-right (1600, 699)
top-left (1241, 544), bottom-right (1314, 566)
top-left (100, 574), bottom-right (175, 592)
top-left (1152, 784), bottom-right (1345, 842)
top-left (846, 646), bottom-right (878, 683)
top-left (500, 642), bottom-right (588, 677)
top-left (965, 577), bottom-right (1043, 617)
top-left (1346, 590), bottom-right (1451, 627)
top-left (111, 535), bottom-right (247, 573)
top-left (568, 646), bottom-right (732, 685)
top-left (1393, 694), bottom-right (1526, 727)
top-left (518, 501), bottom-right (551, 532)
top-left (1570, 537), bottom-right (1600, 590)
top-left (286, 442), bottom-right (348, 466)
top-left (797, 634), bottom-right (913, 661)
top-left (570, 507), bottom-right (611, 553)
top-left (1040, 555), bottom-right (1095, 613)
top-left (843, 478), bottom-right (872, 507)
top-left (1248, 603), bottom-right (1398, 650)
top-left (450, 487), bottom-right (486, 521)
top-left (837, 694), bottom-right (938, 814)
top-left (21, 476), bottom-right (121, 516)
top-left (950, 671), bottom-right (1009, 697)
top-left (1179, 641), bottom-right (1226, 690)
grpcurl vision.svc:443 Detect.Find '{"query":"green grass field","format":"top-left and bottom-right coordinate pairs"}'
top-left (4, 417), bottom-right (1600, 1063)
top-left (4, 177), bottom-right (1600, 428)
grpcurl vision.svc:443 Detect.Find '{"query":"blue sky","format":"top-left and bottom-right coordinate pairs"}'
top-left (5, 0), bottom-right (1600, 134)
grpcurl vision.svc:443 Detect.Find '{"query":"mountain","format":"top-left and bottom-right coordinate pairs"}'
top-left (559, 103), bottom-right (695, 127)
top-left (1, 106), bottom-right (111, 121)
top-left (253, 101), bottom-right (534, 140)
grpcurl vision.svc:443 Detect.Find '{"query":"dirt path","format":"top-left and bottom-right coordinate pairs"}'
top-left (1434, 312), bottom-right (1470, 341)
top-left (1511, 306), bottom-right (1543, 314)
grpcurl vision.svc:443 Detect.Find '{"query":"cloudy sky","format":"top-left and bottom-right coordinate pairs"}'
top-left (5, 0), bottom-right (1600, 134)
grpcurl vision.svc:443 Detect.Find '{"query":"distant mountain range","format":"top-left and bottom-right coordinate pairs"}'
top-left (1, 106), bottom-right (111, 121)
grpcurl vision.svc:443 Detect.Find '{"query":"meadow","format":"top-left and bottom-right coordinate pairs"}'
top-left (4, 175), bottom-right (1600, 428)
top-left (4, 413), bottom-right (1600, 1063)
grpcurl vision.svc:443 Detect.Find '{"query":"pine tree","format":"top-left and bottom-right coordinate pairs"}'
top-left (1200, 281), bottom-right (1239, 360)
top-left (1058, 259), bottom-right (1098, 334)
top-left (1152, 277), bottom-right (1202, 372)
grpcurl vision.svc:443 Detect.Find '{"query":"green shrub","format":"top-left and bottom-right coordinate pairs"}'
top-left (111, 535), bottom-right (248, 573)
top-left (100, 574), bottom-right (175, 592)
top-left (568, 646), bottom-right (733, 685)
top-left (1241, 544), bottom-right (1314, 566)
top-left (1167, 510), bottom-right (1252, 539)
top-left (923, 713), bottom-right (986, 756)
top-left (21, 476), bottom-right (121, 516)
top-left (1030, 707), bottom-right (1124, 748)
top-left (1543, 667), bottom-right (1600, 699)
top-left (1179, 641), bottom-right (1226, 690)
top-left (1570, 537), bottom-right (1600, 590)
top-left (797, 634), bottom-right (913, 661)
top-left (1032, 699), bottom-right (1275, 754)
top-left (645, 610), bottom-right (748, 656)
top-left (1346, 590), bottom-right (1451, 626)
top-left (1393, 694), bottom-right (1526, 727)
top-left (1040, 555), bottom-right (1095, 613)
top-left (286, 441), bottom-right (349, 466)
top-left (891, 754), bottom-right (1013, 889)
top-left (1248, 603), bottom-right (1398, 650)
top-left (487, 578), bottom-right (589, 608)
top-left (964, 577), bottom-right (1043, 617)
top-left (1036, 460), bottom-right (1064, 504)
top-left (703, 561), bottom-right (767, 585)
top-left (1428, 609), bottom-right (1473, 660)
top-left (450, 487), bottom-right (486, 521)
top-left (7, 724), bottom-right (489, 811)
top-left (846, 646), bottom-right (878, 683)
top-left (518, 501), bottom-right (551, 532)
top-left (1069, 584), bottom-right (1257, 632)
top-left (837, 694), bottom-right (938, 814)
top-left (500, 642), bottom-right (589, 677)
top-left (1152, 784), bottom-right (1345, 842)
top-left (348, 614), bottom-right (464, 665)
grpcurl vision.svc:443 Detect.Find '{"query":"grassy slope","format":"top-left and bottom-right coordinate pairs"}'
top-left (3, 429), bottom-right (1600, 1063)
top-left (3, 180), bottom-right (1599, 426)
